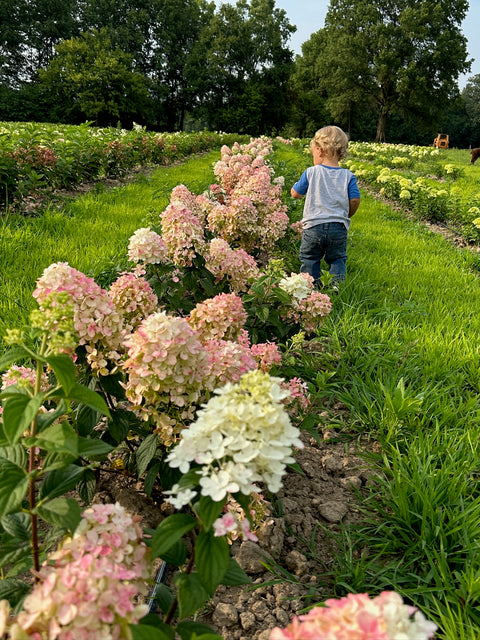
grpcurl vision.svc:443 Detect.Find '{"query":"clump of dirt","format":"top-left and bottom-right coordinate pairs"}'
top-left (93, 420), bottom-right (379, 640)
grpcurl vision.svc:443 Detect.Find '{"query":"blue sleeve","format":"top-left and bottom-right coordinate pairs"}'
top-left (348, 174), bottom-right (360, 199)
top-left (292, 170), bottom-right (309, 195)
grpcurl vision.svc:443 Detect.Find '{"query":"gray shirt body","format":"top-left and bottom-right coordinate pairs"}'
top-left (293, 165), bottom-right (356, 231)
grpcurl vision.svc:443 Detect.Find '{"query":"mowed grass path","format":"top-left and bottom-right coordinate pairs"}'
top-left (0, 151), bottom-right (218, 338)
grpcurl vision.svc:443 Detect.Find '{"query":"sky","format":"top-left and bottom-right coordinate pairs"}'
top-left (271, 0), bottom-right (480, 90)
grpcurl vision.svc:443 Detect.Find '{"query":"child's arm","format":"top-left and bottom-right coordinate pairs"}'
top-left (349, 197), bottom-right (361, 218)
top-left (290, 187), bottom-right (304, 199)
top-left (291, 172), bottom-right (308, 199)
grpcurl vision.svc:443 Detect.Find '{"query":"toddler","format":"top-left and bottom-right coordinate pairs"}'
top-left (291, 125), bottom-right (360, 286)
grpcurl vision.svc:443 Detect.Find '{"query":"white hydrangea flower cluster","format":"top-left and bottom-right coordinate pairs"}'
top-left (278, 272), bottom-right (314, 300)
top-left (165, 370), bottom-right (304, 508)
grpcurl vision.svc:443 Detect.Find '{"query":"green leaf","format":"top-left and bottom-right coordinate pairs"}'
top-left (5, 553), bottom-right (34, 579)
top-left (130, 625), bottom-right (173, 640)
top-left (0, 346), bottom-right (31, 372)
top-left (24, 421), bottom-right (78, 455)
top-left (75, 403), bottom-right (101, 438)
top-left (177, 621), bottom-right (223, 640)
top-left (36, 400), bottom-right (68, 433)
top-left (46, 354), bottom-right (77, 394)
top-left (67, 383), bottom-right (111, 417)
top-left (1, 512), bottom-right (30, 540)
top-left (256, 305), bottom-right (270, 322)
top-left (0, 386), bottom-right (30, 399)
top-left (39, 465), bottom-right (85, 500)
top-left (159, 538), bottom-right (187, 566)
top-left (41, 451), bottom-right (77, 473)
top-left (0, 424), bottom-right (7, 447)
top-left (77, 437), bottom-right (113, 458)
top-left (0, 578), bottom-right (30, 607)
top-left (144, 461), bottom-right (161, 497)
top-left (195, 531), bottom-right (230, 595)
top-left (136, 433), bottom-right (158, 476)
top-left (152, 583), bottom-right (175, 615)
top-left (77, 468), bottom-right (97, 503)
top-left (2, 393), bottom-right (45, 445)
top-left (250, 282), bottom-right (266, 296)
top-left (107, 408), bottom-right (133, 443)
top-left (221, 557), bottom-right (251, 586)
top-left (151, 514), bottom-right (197, 559)
top-left (0, 444), bottom-right (27, 467)
top-left (272, 286), bottom-right (292, 304)
top-left (36, 497), bottom-right (81, 533)
top-left (175, 468), bottom-right (201, 490)
top-left (175, 573), bottom-right (210, 619)
top-left (193, 495), bottom-right (226, 531)
top-left (0, 542), bottom-right (31, 569)
top-left (0, 457), bottom-right (29, 517)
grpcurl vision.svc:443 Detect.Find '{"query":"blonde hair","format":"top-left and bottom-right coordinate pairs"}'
top-left (310, 126), bottom-right (349, 160)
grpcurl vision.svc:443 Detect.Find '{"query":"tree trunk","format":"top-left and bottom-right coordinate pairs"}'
top-left (375, 109), bottom-right (387, 143)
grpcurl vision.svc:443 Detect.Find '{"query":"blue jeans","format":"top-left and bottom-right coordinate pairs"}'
top-left (300, 222), bottom-right (348, 284)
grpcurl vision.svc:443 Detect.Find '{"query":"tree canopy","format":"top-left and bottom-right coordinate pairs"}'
top-left (306, 0), bottom-right (471, 142)
top-left (0, 0), bottom-right (479, 142)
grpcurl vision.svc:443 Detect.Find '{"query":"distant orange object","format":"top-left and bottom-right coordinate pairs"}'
top-left (433, 133), bottom-right (449, 148)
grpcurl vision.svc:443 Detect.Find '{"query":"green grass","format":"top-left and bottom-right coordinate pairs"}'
top-left (308, 195), bottom-right (480, 637)
top-left (0, 151), bottom-right (219, 339)
top-left (270, 143), bottom-right (480, 636)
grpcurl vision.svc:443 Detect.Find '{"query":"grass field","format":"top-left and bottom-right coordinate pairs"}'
top-left (274, 142), bottom-right (480, 636)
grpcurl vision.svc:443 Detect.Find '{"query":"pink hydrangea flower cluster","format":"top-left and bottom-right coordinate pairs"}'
top-left (169, 184), bottom-right (205, 221)
top-left (108, 272), bottom-right (158, 330)
top-left (275, 136), bottom-right (294, 145)
top-left (281, 377), bottom-right (311, 415)
top-left (250, 342), bottom-right (282, 372)
top-left (160, 196), bottom-right (206, 267)
top-left (1, 365), bottom-right (49, 392)
top-left (122, 311), bottom-right (209, 411)
top-left (203, 338), bottom-right (256, 390)
top-left (207, 196), bottom-right (259, 252)
top-left (213, 512), bottom-right (258, 541)
top-left (187, 293), bottom-right (247, 342)
top-left (205, 238), bottom-right (260, 293)
top-left (231, 166), bottom-right (289, 253)
top-left (293, 292), bottom-right (333, 333)
top-left (127, 227), bottom-right (169, 265)
top-left (5, 503), bottom-right (150, 640)
top-left (33, 263), bottom-right (124, 374)
top-left (208, 139), bottom-right (288, 254)
top-left (282, 291), bottom-right (332, 333)
top-left (290, 220), bottom-right (303, 236)
top-left (269, 591), bottom-right (437, 640)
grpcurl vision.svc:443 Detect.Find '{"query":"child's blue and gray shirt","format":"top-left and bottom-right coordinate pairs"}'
top-left (292, 164), bottom-right (360, 231)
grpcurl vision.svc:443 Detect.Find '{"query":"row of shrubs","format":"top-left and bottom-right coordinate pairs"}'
top-left (0, 122), bottom-right (250, 209)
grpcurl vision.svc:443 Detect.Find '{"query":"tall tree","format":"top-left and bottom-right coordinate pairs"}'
top-left (198, 0), bottom-right (295, 134)
top-left (147, 0), bottom-right (214, 131)
top-left (310, 0), bottom-right (471, 142)
top-left (0, 0), bottom-right (28, 87)
top-left (38, 29), bottom-right (148, 126)
top-left (287, 31), bottom-right (332, 137)
top-left (462, 74), bottom-right (480, 135)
